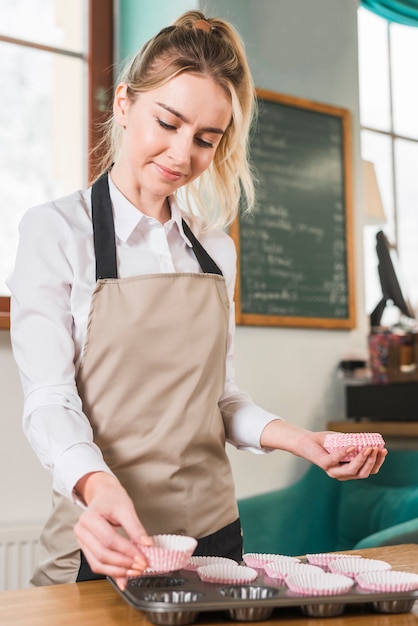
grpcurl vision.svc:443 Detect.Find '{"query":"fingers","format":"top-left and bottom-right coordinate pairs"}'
top-left (115, 576), bottom-right (129, 591)
top-left (326, 446), bottom-right (388, 481)
top-left (349, 447), bottom-right (379, 478)
top-left (72, 475), bottom-right (154, 588)
top-left (347, 446), bottom-right (388, 478)
top-left (74, 509), bottom-right (149, 586)
top-left (369, 447), bottom-right (388, 474)
top-left (119, 506), bottom-right (153, 549)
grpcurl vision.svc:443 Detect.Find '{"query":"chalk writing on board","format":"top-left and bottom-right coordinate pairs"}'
top-left (231, 89), bottom-right (355, 329)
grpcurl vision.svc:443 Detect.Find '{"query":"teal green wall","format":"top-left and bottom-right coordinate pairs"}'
top-left (118, 0), bottom-right (198, 67)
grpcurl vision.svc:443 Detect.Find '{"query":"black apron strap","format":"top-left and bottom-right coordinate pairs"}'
top-left (91, 172), bottom-right (223, 279)
top-left (91, 172), bottom-right (118, 280)
top-left (182, 219), bottom-right (223, 276)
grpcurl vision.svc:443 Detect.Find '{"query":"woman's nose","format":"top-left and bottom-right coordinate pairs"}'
top-left (168, 132), bottom-right (193, 165)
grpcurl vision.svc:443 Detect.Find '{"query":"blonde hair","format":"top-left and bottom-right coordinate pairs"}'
top-left (94, 10), bottom-right (256, 228)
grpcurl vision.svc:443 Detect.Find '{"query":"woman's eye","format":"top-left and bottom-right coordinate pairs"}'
top-left (196, 137), bottom-right (214, 149)
top-left (158, 119), bottom-right (176, 131)
top-left (157, 118), bottom-right (214, 148)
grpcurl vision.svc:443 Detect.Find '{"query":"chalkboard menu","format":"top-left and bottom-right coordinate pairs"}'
top-left (230, 89), bottom-right (355, 329)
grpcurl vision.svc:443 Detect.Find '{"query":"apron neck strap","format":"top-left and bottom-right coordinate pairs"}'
top-left (91, 172), bottom-right (118, 280)
top-left (181, 219), bottom-right (223, 276)
top-left (91, 172), bottom-right (223, 279)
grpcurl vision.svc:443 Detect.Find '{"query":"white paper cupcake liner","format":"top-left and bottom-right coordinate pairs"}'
top-left (243, 553), bottom-right (300, 568)
top-left (356, 570), bottom-right (418, 592)
top-left (306, 553), bottom-right (362, 569)
top-left (197, 564), bottom-right (258, 584)
top-left (329, 557), bottom-right (391, 578)
top-left (286, 571), bottom-right (354, 596)
top-left (264, 560), bottom-right (323, 581)
top-left (324, 432), bottom-right (385, 461)
top-left (140, 534), bottom-right (198, 573)
top-left (184, 556), bottom-right (237, 571)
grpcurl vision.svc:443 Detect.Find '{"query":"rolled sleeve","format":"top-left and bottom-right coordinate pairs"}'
top-left (23, 389), bottom-right (112, 499)
top-left (220, 384), bottom-right (282, 452)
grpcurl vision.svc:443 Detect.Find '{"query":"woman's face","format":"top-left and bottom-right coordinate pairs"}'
top-left (113, 72), bottom-right (232, 205)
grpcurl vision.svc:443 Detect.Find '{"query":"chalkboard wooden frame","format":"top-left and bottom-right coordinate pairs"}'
top-left (230, 88), bottom-right (356, 329)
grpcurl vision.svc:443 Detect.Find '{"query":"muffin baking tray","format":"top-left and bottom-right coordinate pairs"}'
top-left (108, 567), bottom-right (418, 624)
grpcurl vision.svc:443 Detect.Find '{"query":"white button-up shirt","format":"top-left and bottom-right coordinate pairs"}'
top-left (7, 175), bottom-right (280, 499)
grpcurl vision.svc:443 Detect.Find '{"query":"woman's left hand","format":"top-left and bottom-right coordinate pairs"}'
top-left (260, 420), bottom-right (387, 480)
top-left (303, 430), bottom-right (388, 480)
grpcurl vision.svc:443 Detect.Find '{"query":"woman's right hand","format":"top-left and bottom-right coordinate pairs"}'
top-left (73, 471), bottom-right (152, 590)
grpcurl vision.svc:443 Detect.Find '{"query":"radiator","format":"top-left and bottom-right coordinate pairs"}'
top-left (0, 523), bottom-right (42, 591)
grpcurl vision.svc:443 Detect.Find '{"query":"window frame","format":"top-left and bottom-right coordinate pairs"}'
top-left (359, 7), bottom-right (418, 318)
top-left (0, 0), bottom-right (114, 330)
top-left (361, 13), bottom-right (418, 243)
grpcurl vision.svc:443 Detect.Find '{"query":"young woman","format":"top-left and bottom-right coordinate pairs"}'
top-left (8, 11), bottom-right (386, 590)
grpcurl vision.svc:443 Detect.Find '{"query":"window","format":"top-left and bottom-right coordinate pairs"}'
top-left (358, 7), bottom-right (418, 325)
top-left (0, 0), bottom-right (114, 329)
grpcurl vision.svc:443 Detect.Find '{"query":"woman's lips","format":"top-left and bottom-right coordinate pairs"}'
top-left (155, 163), bottom-right (185, 182)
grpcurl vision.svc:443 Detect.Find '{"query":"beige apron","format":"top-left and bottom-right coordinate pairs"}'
top-left (31, 174), bottom-right (238, 586)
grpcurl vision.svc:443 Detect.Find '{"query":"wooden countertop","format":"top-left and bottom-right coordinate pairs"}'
top-left (1, 545), bottom-right (418, 625)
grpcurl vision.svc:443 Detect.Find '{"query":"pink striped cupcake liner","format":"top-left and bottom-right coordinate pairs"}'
top-left (324, 432), bottom-right (385, 461)
top-left (328, 557), bottom-right (391, 578)
top-left (356, 570), bottom-right (418, 592)
top-left (243, 553), bottom-right (300, 568)
top-left (286, 571), bottom-right (354, 596)
top-left (264, 560), bottom-right (322, 581)
top-left (197, 564), bottom-right (258, 584)
top-left (184, 556), bottom-right (237, 571)
top-left (140, 534), bottom-right (197, 573)
top-left (306, 553), bottom-right (362, 569)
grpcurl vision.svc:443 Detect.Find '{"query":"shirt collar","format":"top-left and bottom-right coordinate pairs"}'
top-left (107, 174), bottom-right (192, 248)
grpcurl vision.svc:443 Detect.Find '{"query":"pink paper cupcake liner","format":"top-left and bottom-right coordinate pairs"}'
top-left (306, 553), bottom-right (362, 569)
top-left (264, 560), bottom-right (322, 581)
top-left (184, 556), bottom-right (237, 571)
top-left (328, 557), bottom-right (391, 578)
top-left (140, 534), bottom-right (197, 573)
top-left (197, 564), bottom-right (258, 584)
top-left (286, 571), bottom-right (354, 596)
top-left (324, 432), bottom-right (385, 461)
top-left (356, 570), bottom-right (418, 592)
top-left (243, 553), bottom-right (300, 568)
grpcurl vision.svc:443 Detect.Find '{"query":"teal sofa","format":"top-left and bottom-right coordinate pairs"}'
top-left (238, 450), bottom-right (418, 556)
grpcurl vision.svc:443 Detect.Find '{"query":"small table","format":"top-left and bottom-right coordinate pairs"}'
top-left (1, 545), bottom-right (417, 626)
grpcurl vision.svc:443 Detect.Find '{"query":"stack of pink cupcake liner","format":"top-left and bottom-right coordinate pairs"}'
top-left (324, 432), bottom-right (385, 461)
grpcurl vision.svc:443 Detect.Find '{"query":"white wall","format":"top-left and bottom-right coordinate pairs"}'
top-left (0, 332), bottom-right (51, 525)
top-left (0, 0), bottom-right (368, 532)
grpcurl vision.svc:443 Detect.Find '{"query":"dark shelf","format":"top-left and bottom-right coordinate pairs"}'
top-left (345, 382), bottom-right (418, 421)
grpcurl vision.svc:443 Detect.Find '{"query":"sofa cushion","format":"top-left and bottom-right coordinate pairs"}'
top-left (336, 481), bottom-right (418, 550)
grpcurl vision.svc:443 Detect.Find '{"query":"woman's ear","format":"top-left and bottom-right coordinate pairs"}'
top-left (113, 83), bottom-right (129, 127)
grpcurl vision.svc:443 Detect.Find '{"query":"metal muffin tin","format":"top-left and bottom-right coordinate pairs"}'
top-left (109, 567), bottom-right (418, 624)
